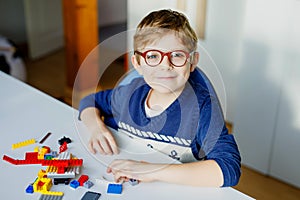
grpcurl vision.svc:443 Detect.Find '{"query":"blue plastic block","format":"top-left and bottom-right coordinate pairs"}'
top-left (107, 183), bottom-right (122, 194)
top-left (25, 184), bottom-right (34, 193)
top-left (81, 191), bottom-right (101, 200)
top-left (69, 180), bottom-right (80, 189)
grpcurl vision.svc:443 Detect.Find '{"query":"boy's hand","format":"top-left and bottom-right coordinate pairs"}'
top-left (88, 126), bottom-right (119, 155)
top-left (107, 159), bottom-right (161, 183)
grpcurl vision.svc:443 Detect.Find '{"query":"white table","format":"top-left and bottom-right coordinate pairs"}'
top-left (0, 72), bottom-right (253, 200)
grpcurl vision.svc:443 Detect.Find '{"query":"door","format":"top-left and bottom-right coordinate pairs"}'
top-left (24, 0), bottom-right (64, 59)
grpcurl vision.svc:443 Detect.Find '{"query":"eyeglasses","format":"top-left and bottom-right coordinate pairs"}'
top-left (134, 49), bottom-right (191, 67)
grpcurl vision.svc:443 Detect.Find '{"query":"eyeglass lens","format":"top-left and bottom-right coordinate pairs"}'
top-left (145, 50), bottom-right (188, 67)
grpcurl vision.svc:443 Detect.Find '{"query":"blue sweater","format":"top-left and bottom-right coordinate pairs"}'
top-left (79, 68), bottom-right (241, 187)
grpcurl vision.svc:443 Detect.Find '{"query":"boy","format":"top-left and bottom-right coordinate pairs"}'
top-left (79, 9), bottom-right (241, 187)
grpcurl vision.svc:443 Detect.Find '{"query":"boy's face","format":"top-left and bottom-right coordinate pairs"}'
top-left (132, 32), bottom-right (198, 95)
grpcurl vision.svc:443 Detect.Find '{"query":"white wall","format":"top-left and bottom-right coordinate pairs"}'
top-left (202, 0), bottom-right (246, 122)
top-left (234, 0), bottom-right (300, 187)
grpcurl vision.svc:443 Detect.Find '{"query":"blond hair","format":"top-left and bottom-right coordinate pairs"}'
top-left (134, 9), bottom-right (198, 54)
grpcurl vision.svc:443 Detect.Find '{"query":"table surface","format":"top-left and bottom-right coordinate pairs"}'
top-left (0, 72), bottom-right (253, 200)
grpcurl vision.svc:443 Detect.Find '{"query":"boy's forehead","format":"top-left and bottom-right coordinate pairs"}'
top-left (141, 32), bottom-right (187, 51)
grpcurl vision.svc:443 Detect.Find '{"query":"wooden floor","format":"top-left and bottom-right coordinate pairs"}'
top-left (24, 49), bottom-right (300, 200)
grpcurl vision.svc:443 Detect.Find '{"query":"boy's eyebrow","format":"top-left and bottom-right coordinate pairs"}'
top-left (141, 47), bottom-right (189, 52)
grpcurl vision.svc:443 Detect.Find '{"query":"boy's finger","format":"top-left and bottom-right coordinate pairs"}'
top-left (106, 167), bottom-right (112, 173)
top-left (105, 134), bottom-right (119, 154)
top-left (100, 138), bottom-right (113, 155)
top-left (95, 141), bottom-right (105, 154)
top-left (88, 141), bottom-right (96, 154)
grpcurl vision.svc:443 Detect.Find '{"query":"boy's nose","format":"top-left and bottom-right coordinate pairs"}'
top-left (159, 55), bottom-right (172, 69)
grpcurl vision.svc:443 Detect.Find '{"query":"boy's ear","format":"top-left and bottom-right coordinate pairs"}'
top-left (131, 55), bottom-right (143, 75)
top-left (190, 52), bottom-right (199, 72)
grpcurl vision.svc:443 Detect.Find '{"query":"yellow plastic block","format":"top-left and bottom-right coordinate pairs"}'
top-left (12, 138), bottom-right (36, 150)
top-left (34, 146), bottom-right (39, 152)
top-left (33, 177), bottom-right (52, 192)
top-left (38, 170), bottom-right (47, 178)
top-left (38, 153), bottom-right (45, 160)
top-left (46, 166), bottom-right (58, 173)
top-left (40, 191), bottom-right (64, 196)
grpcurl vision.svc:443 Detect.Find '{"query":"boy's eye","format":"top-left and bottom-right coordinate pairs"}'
top-left (171, 52), bottom-right (185, 58)
top-left (146, 53), bottom-right (159, 60)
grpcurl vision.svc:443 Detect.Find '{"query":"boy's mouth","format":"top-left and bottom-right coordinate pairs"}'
top-left (156, 76), bottom-right (177, 80)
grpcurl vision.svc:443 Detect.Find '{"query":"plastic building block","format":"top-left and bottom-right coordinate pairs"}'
top-left (2, 155), bottom-right (17, 165)
top-left (40, 191), bottom-right (64, 196)
top-left (41, 146), bottom-right (51, 153)
top-left (59, 142), bottom-right (68, 153)
top-left (2, 154), bottom-right (41, 165)
top-left (47, 172), bottom-right (75, 179)
top-left (53, 178), bottom-right (70, 185)
top-left (46, 166), bottom-right (58, 173)
top-left (25, 184), bottom-right (34, 193)
top-left (41, 160), bottom-right (69, 167)
top-left (107, 183), bottom-right (123, 194)
top-left (16, 158), bottom-right (41, 165)
top-left (44, 154), bottom-right (53, 160)
top-left (58, 136), bottom-right (72, 145)
top-left (40, 191), bottom-right (64, 198)
top-left (69, 180), bottom-right (80, 189)
top-left (128, 178), bottom-right (139, 186)
top-left (69, 159), bottom-right (83, 166)
top-left (57, 151), bottom-right (71, 160)
top-left (25, 152), bottom-right (38, 160)
top-left (12, 138), bottom-right (36, 150)
top-left (34, 146), bottom-right (39, 152)
top-left (50, 151), bottom-right (58, 157)
top-left (38, 170), bottom-right (47, 178)
top-left (83, 180), bottom-right (94, 189)
top-left (46, 166), bottom-right (76, 179)
top-left (39, 194), bottom-right (63, 200)
top-left (33, 178), bottom-right (52, 193)
top-left (78, 174), bottom-right (89, 186)
top-left (81, 191), bottom-right (101, 200)
top-left (39, 132), bottom-right (52, 144)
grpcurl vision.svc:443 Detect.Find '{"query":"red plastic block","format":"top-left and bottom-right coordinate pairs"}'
top-left (16, 159), bottom-right (41, 165)
top-left (2, 155), bottom-right (17, 165)
top-left (41, 160), bottom-right (69, 167)
top-left (57, 167), bottom-right (65, 174)
top-left (42, 146), bottom-right (51, 153)
top-left (69, 159), bottom-right (83, 166)
top-left (78, 175), bottom-right (89, 186)
top-left (25, 152), bottom-right (38, 160)
top-left (3, 154), bottom-right (42, 165)
top-left (59, 142), bottom-right (68, 153)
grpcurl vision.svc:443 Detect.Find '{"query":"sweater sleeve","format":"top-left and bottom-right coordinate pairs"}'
top-left (78, 89), bottom-right (113, 120)
top-left (193, 95), bottom-right (241, 187)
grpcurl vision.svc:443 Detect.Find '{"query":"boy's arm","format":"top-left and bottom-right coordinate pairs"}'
top-left (107, 94), bottom-right (240, 187)
top-left (107, 159), bottom-right (223, 187)
top-left (78, 91), bottom-right (119, 155)
top-left (80, 107), bottom-right (118, 155)
top-left (194, 95), bottom-right (241, 187)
